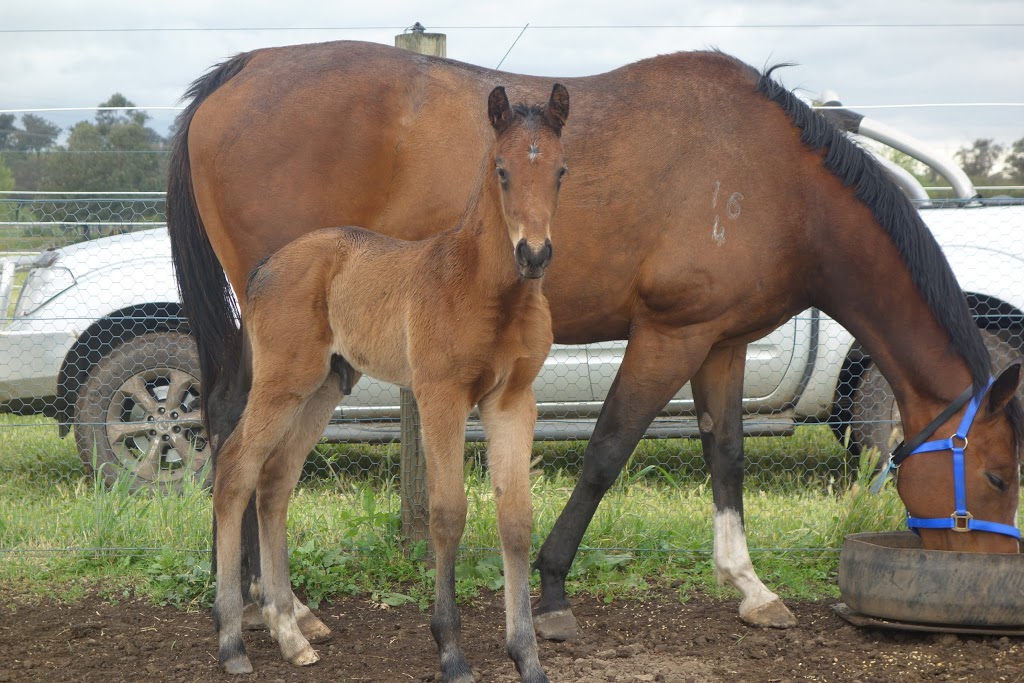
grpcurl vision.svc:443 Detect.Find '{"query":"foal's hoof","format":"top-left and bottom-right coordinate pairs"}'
top-left (287, 645), bottom-right (320, 667)
top-left (222, 654), bottom-right (254, 675)
top-left (296, 609), bottom-right (333, 644)
top-left (242, 602), bottom-right (333, 643)
top-left (533, 608), bottom-right (579, 641)
top-left (740, 598), bottom-right (797, 628)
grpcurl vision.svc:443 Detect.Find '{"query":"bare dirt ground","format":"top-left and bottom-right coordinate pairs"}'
top-left (0, 590), bottom-right (1019, 683)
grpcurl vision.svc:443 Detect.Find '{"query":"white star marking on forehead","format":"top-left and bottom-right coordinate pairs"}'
top-left (528, 143), bottom-right (541, 162)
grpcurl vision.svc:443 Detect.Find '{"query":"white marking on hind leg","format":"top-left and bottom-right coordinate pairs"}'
top-left (713, 508), bottom-right (780, 615)
top-left (263, 601), bottom-right (318, 666)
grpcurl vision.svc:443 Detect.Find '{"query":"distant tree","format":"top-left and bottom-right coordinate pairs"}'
top-left (0, 157), bottom-right (12, 191)
top-left (0, 113), bottom-right (61, 191)
top-left (95, 93), bottom-right (153, 136)
top-left (0, 156), bottom-right (14, 221)
top-left (0, 114), bottom-right (15, 149)
top-left (43, 94), bottom-right (168, 192)
top-left (13, 114), bottom-right (60, 152)
top-left (954, 138), bottom-right (1005, 180)
top-left (1003, 136), bottom-right (1024, 183)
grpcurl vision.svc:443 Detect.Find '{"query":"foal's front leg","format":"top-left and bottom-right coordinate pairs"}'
top-left (417, 387), bottom-right (475, 683)
top-left (479, 387), bottom-right (549, 683)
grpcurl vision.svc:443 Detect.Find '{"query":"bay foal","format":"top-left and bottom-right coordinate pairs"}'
top-left (211, 84), bottom-right (569, 682)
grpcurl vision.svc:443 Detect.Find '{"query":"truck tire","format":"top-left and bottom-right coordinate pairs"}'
top-left (849, 329), bottom-right (1023, 469)
top-left (74, 332), bottom-right (210, 493)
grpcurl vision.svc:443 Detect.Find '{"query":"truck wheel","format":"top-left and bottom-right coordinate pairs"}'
top-left (849, 329), bottom-right (1023, 469)
top-left (74, 332), bottom-right (210, 493)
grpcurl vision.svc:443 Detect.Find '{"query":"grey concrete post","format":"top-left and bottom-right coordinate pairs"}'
top-left (395, 23), bottom-right (445, 551)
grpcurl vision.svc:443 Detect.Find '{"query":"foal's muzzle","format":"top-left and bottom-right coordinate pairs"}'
top-left (515, 238), bottom-right (553, 279)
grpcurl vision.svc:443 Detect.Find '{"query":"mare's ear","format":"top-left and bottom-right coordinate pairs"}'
top-left (488, 86), bottom-right (513, 134)
top-left (988, 361), bottom-right (1022, 413)
top-left (544, 83), bottom-right (570, 135)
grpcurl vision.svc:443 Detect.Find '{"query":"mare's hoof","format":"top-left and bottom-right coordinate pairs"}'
top-left (533, 608), bottom-right (579, 641)
top-left (287, 645), bottom-right (320, 667)
top-left (222, 655), bottom-right (254, 675)
top-left (241, 603), bottom-right (265, 631)
top-left (297, 610), bottom-right (333, 643)
top-left (740, 599), bottom-right (797, 628)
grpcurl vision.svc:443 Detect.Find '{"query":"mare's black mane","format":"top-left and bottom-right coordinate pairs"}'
top-left (749, 58), bottom-right (1024, 445)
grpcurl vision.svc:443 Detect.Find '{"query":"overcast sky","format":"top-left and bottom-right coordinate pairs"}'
top-left (3, 0), bottom-right (1023, 161)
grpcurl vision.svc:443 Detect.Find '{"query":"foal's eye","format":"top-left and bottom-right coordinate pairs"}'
top-left (496, 167), bottom-right (508, 183)
top-left (985, 472), bottom-right (1008, 492)
top-left (558, 166), bottom-right (568, 183)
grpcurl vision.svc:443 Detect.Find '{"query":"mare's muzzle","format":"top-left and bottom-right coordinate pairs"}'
top-left (515, 238), bottom-right (553, 279)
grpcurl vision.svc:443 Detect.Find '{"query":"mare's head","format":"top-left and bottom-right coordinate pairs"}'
top-left (487, 83), bottom-right (569, 279)
top-left (898, 363), bottom-right (1023, 554)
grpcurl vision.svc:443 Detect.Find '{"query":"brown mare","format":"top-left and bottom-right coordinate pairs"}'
top-left (168, 42), bottom-right (1023, 644)
top-left (210, 85), bottom-right (569, 680)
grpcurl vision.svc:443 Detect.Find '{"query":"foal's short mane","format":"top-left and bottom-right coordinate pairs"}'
top-left (511, 103), bottom-right (559, 135)
top-left (745, 57), bottom-right (1024, 445)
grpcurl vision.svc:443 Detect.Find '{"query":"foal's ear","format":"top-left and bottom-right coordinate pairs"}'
top-left (988, 361), bottom-right (1023, 413)
top-left (488, 86), bottom-right (513, 134)
top-left (544, 83), bottom-right (570, 135)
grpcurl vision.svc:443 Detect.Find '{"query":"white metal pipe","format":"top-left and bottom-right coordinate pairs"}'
top-left (867, 151), bottom-right (932, 205)
top-left (856, 117), bottom-right (977, 200)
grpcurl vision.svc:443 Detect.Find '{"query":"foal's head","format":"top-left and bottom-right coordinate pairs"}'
top-left (487, 83), bottom-right (570, 279)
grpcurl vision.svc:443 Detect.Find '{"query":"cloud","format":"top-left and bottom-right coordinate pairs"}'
top-left (2, 0), bottom-right (1022, 154)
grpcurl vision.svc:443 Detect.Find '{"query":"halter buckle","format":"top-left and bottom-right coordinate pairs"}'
top-left (951, 511), bottom-right (973, 532)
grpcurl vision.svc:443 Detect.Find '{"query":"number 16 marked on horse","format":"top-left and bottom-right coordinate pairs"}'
top-left (210, 85), bottom-right (569, 682)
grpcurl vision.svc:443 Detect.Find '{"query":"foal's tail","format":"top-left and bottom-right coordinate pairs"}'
top-left (167, 52), bottom-right (255, 428)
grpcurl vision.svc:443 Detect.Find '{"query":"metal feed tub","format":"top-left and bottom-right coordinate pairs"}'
top-left (838, 531), bottom-right (1024, 627)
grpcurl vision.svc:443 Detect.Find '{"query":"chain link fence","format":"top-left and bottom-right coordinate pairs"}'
top-left (1, 192), bottom-right (1022, 554)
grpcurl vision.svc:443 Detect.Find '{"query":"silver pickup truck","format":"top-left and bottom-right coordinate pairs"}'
top-left (2, 95), bottom-right (1022, 490)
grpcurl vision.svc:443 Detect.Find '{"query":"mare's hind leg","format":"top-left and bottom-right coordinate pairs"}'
top-left (257, 374), bottom-right (345, 666)
top-left (691, 345), bottom-right (796, 628)
top-left (532, 326), bottom-right (712, 640)
top-left (479, 387), bottom-right (549, 683)
top-left (417, 386), bottom-right (475, 683)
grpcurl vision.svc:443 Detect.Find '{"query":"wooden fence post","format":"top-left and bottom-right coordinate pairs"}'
top-left (395, 24), bottom-right (446, 551)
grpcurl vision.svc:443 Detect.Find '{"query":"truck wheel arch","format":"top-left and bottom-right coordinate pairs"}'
top-left (56, 302), bottom-right (189, 436)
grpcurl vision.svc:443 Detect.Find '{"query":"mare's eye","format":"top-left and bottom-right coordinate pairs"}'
top-left (496, 167), bottom-right (508, 183)
top-left (986, 472), bottom-right (1008, 492)
top-left (558, 167), bottom-right (568, 182)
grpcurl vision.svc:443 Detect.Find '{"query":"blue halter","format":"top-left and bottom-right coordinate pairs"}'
top-left (873, 377), bottom-right (1021, 539)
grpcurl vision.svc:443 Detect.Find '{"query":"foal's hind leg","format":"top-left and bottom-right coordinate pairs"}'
top-left (257, 375), bottom-right (344, 667)
top-left (213, 398), bottom-right (304, 674)
top-left (479, 387), bottom-right (549, 683)
top-left (691, 345), bottom-right (796, 628)
top-left (417, 386), bottom-right (475, 683)
top-left (533, 327), bottom-right (712, 640)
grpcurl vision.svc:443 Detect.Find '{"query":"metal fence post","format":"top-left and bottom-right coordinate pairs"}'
top-left (395, 24), bottom-right (447, 551)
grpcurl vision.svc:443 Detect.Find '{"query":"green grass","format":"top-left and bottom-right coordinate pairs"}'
top-left (0, 414), bottom-right (908, 609)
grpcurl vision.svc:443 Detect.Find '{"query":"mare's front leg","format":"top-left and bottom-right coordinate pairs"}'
top-left (532, 325), bottom-right (713, 640)
top-left (417, 386), bottom-right (475, 683)
top-left (479, 386), bottom-right (549, 683)
top-left (256, 375), bottom-right (345, 667)
top-left (690, 344), bottom-right (796, 628)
